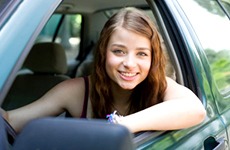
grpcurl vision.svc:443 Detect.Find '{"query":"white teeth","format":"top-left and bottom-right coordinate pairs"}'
top-left (121, 72), bottom-right (136, 77)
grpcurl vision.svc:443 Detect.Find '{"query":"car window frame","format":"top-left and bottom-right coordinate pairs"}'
top-left (219, 0), bottom-right (230, 19)
top-left (0, 0), bottom-right (62, 105)
top-left (133, 0), bottom-right (207, 148)
top-left (0, 0), bottom-right (22, 29)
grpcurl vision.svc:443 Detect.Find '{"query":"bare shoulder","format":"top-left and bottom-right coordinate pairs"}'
top-left (58, 77), bottom-right (86, 106)
top-left (44, 77), bottom-right (85, 98)
top-left (56, 77), bottom-right (85, 92)
top-left (164, 77), bottom-right (198, 101)
top-left (41, 77), bottom-right (86, 117)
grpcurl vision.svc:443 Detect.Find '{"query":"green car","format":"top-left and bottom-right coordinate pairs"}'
top-left (0, 0), bottom-right (230, 149)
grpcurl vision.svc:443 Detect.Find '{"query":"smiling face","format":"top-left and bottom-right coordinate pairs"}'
top-left (105, 27), bottom-right (152, 90)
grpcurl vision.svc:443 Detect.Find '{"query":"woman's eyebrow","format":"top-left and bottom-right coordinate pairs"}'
top-left (136, 47), bottom-right (151, 51)
top-left (111, 44), bottom-right (151, 51)
top-left (111, 44), bottom-right (126, 48)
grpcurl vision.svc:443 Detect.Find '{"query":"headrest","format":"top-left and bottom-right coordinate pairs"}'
top-left (24, 43), bottom-right (67, 74)
top-left (13, 118), bottom-right (134, 150)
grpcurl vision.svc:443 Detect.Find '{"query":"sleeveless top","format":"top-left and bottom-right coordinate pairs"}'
top-left (65, 76), bottom-right (89, 118)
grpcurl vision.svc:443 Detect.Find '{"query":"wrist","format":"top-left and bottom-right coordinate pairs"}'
top-left (106, 111), bottom-right (138, 133)
top-left (118, 114), bottom-right (141, 133)
top-left (107, 111), bottom-right (123, 123)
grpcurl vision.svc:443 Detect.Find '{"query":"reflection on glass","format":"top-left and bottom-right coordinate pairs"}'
top-left (178, 0), bottom-right (230, 94)
top-left (220, 0), bottom-right (230, 16)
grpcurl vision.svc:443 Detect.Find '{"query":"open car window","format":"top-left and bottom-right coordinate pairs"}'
top-left (36, 14), bottom-right (82, 62)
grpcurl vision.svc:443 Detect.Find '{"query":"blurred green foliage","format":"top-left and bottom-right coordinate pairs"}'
top-left (205, 49), bottom-right (230, 92)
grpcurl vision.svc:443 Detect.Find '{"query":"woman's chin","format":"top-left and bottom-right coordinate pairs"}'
top-left (119, 84), bottom-right (137, 90)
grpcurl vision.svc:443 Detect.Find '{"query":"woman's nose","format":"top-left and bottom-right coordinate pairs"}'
top-left (123, 55), bottom-right (137, 68)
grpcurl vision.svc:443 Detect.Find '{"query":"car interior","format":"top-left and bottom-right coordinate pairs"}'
top-left (2, 42), bottom-right (70, 110)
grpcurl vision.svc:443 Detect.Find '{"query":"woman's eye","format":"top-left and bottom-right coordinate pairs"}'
top-left (112, 49), bottom-right (125, 55)
top-left (138, 52), bottom-right (148, 56)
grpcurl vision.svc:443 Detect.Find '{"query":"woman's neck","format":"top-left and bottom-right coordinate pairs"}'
top-left (110, 82), bottom-right (133, 115)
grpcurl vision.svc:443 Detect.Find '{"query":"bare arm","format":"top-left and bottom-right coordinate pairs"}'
top-left (2, 78), bottom-right (85, 133)
top-left (119, 77), bottom-right (206, 133)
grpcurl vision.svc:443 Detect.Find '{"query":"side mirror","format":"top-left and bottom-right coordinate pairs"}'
top-left (13, 118), bottom-right (134, 150)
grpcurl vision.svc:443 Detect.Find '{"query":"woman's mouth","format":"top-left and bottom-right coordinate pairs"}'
top-left (119, 71), bottom-right (138, 80)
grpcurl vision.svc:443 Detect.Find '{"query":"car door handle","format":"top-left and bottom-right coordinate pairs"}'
top-left (204, 136), bottom-right (226, 150)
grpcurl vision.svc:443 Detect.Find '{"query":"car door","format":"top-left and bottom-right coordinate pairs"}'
top-left (133, 0), bottom-right (228, 149)
top-left (181, 0), bottom-right (230, 146)
top-left (175, 0), bottom-right (230, 149)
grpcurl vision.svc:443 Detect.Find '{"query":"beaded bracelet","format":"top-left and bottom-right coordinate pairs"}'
top-left (106, 110), bottom-right (123, 123)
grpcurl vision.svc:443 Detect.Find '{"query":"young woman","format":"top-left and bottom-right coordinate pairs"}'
top-left (1, 7), bottom-right (206, 133)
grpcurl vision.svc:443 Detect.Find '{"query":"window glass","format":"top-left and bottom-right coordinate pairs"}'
top-left (178, 0), bottom-right (230, 94)
top-left (36, 14), bottom-right (82, 61)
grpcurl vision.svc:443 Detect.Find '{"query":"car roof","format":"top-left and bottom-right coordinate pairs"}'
top-left (56, 0), bottom-right (148, 13)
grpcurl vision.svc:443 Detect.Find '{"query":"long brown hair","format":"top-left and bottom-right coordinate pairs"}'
top-left (90, 7), bottom-right (167, 118)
